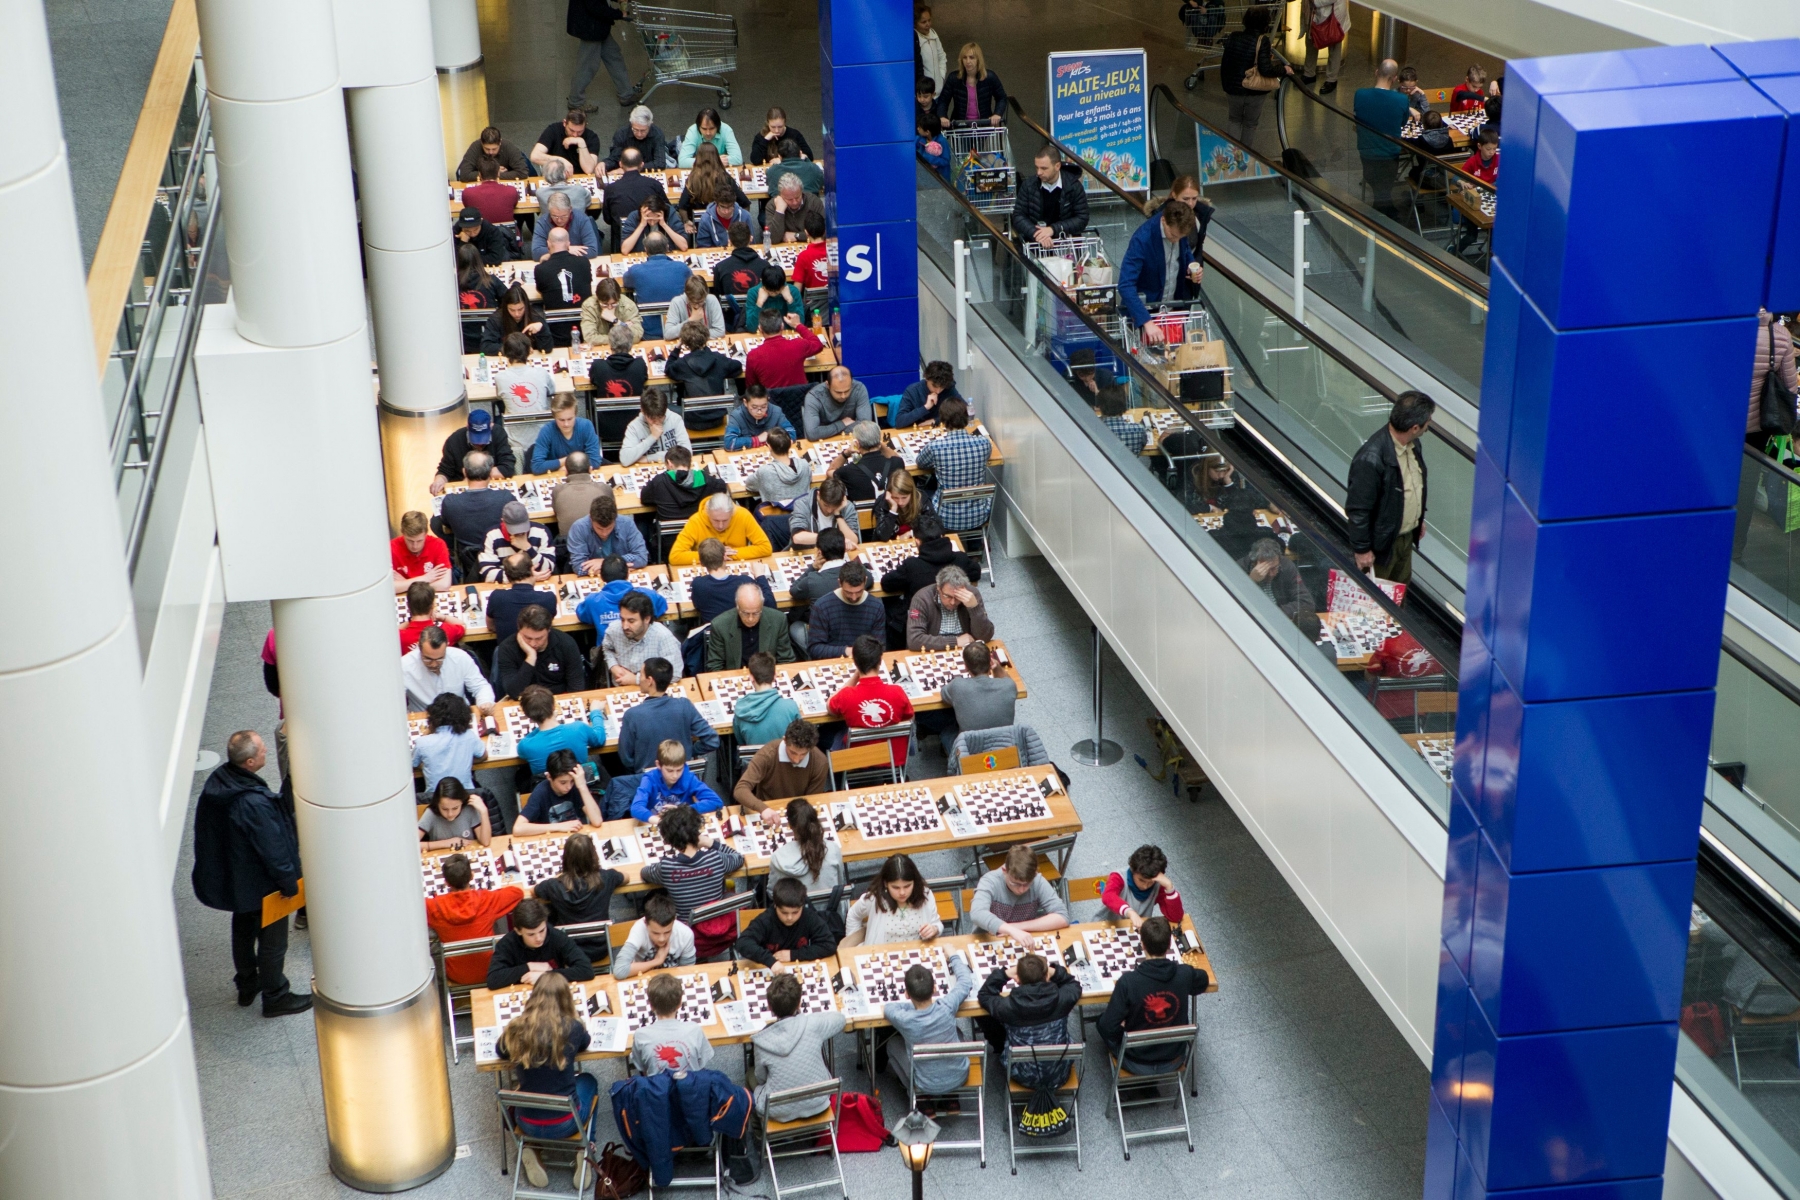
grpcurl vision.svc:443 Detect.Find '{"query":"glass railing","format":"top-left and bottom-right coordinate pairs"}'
top-left (1144, 85), bottom-right (1489, 403)
top-left (1275, 79), bottom-right (1496, 279)
top-left (1735, 446), bottom-right (1800, 629)
top-left (917, 151), bottom-right (1459, 817)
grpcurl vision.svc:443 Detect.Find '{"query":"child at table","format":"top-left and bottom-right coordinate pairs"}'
top-left (424, 852), bottom-right (522, 984)
top-left (613, 892), bottom-right (698, 979)
top-left (418, 779), bottom-right (493, 850)
top-left (639, 802), bottom-right (744, 957)
top-left (734, 877), bottom-right (838, 965)
top-left (841, 854), bottom-right (942, 947)
top-left (631, 972), bottom-right (716, 1077)
top-left (629, 739), bottom-right (725, 821)
top-left (731, 652), bottom-right (803, 747)
top-left (751, 971), bottom-right (846, 1119)
top-left (412, 693), bottom-right (489, 794)
top-left (494, 332), bottom-right (554, 418)
top-left (515, 684), bottom-right (608, 780)
top-left (534, 833), bottom-right (625, 962)
top-left (1101, 844), bottom-right (1185, 929)
top-left (498, 972), bottom-right (602, 1180)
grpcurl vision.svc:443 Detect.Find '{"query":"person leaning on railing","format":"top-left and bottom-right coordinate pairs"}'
top-left (1010, 143), bottom-right (1089, 249)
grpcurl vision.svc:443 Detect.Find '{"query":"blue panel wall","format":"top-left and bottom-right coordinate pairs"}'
top-left (820, 0), bottom-right (918, 390)
top-left (1427, 40), bottom-right (1800, 1198)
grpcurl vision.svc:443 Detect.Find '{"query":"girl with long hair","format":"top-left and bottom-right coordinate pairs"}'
top-left (841, 854), bottom-right (941, 946)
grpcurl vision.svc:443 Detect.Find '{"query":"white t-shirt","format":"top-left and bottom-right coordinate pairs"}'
top-left (611, 917), bottom-right (698, 978)
top-left (495, 365), bottom-right (553, 417)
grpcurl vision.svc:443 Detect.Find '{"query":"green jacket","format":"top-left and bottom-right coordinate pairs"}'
top-left (704, 607), bottom-right (797, 672)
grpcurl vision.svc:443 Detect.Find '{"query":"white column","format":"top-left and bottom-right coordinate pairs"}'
top-left (192, 0), bottom-right (454, 1187)
top-left (429, 0), bottom-right (482, 69)
top-left (0, 2), bottom-right (210, 1197)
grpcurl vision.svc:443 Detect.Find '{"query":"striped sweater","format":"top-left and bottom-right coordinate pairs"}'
top-left (639, 844), bottom-right (745, 920)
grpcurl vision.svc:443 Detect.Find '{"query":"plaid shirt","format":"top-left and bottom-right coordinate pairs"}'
top-left (1103, 415), bottom-right (1148, 456)
top-left (918, 430), bottom-right (993, 530)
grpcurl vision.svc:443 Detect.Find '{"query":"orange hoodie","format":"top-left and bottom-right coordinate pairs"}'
top-left (425, 886), bottom-right (525, 984)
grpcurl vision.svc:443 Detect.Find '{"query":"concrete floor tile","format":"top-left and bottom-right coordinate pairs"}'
top-left (207, 1113), bottom-right (331, 1198)
top-left (1244, 1083), bottom-right (1390, 1172)
top-left (197, 1049), bottom-right (305, 1135)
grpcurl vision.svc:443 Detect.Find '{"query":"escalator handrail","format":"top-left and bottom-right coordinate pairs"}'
top-left (1149, 83), bottom-right (1489, 302)
top-left (1004, 98), bottom-right (1153, 218)
top-left (916, 155), bottom-right (1442, 658)
top-left (1746, 441), bottom-right (1800, 490)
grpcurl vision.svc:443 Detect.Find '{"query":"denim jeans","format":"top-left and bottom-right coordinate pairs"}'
top-left (515, 1071), bottom-right (601, 1144)
top-left (570, 36), bottom-right (634, 106)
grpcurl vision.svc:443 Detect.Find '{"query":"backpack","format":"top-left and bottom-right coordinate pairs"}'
top-left (832, 1092), bottom-right (894, 1152)
top-left (1014, 1046), bottom-right (1075, 1139)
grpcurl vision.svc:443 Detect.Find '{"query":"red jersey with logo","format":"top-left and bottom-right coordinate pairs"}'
top-left (793, 242), bottom-right (831, 290)
top-left (392, 534), bottom-right (451, 579)
top-left (827, 674), bottom-right (914, 768)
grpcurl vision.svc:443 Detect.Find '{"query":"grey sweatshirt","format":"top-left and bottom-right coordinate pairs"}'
top-left (611, 917), bottom-right (698, 979)
top-left (941, 675), bottom-right (1017, 733)
top-left (752, 1010), bottom-right (847, 1119)
top-left (620, 410), bottom-right (692, 465)
top-left (768, 838), bottom-right (843, 890)
top-left (750, 456), bottom-right (813, 503)
top-left (801, 381), bottom-right (873, 440)
top-left (883, 956), bottom-right (975, 1093)
top-left (969, 869), bottom-right (1068, 935)
top-left (631, 1017), bottom-right (715, 1076)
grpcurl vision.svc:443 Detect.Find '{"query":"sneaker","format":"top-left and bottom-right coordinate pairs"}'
top-left (521, 1147), bottom-right (549, 1188)
top-left (262, 992), bottom-right (314, 1018)
top-left (1319, 81), bottom-right (1338, 94)
top-left (294, 908), bottom-right (308, 930)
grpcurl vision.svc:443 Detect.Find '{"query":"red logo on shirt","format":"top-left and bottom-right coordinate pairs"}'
top-left (655, 1044), bottom-right (686, 1067)
top-left (1142, 990), bottom-right (1179, 1024)
top-left (508, 383), bottom-right (535, 404)
top-left (605, 380), bottom-right (631, 397)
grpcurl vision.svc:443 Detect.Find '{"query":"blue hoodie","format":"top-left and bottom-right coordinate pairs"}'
top-left (575, 580), bottom-right (668, 630)
top-left (723, 402), bottom-right (797, 451)
top-left (630, 766), bottom-right (725, 821)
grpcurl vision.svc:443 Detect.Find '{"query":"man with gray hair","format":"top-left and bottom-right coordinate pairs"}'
top-left (829, 421), bottom-right (904, 502)
top-left (764, 170), bottom-right (826, 243)
top-left (802, 366), bottom-right (873, 441)
top-left (537, 157), bottom-right (593, 221)
top-left (565, 0), bottom-right (639, 114)
top-left (608, 105), bottom-right (671, 169)
top-left (532, 189), bottom-right (601, 259)
top-left (438, 450), bottom-right (514, 573)
top-left (905, 564), bottom-right (996, 651)
top-left (705, 582), bottom-right (797, 670)
top-left (1240, 538), bottom-right (1316, 618)
top-left (191, 730), bottom-right (311, 1016)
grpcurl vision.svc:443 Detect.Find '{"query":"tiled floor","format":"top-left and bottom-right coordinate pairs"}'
top-left (177, 544), bottom-right (1428, 1199)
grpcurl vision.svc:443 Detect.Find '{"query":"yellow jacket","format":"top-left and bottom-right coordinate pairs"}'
top-left (667, 505), bottom-right (774, 565)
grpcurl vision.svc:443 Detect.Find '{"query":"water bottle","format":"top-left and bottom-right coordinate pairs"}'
top-left (476, 352), bottom-right (489, 384)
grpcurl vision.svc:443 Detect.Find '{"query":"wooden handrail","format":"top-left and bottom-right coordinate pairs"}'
top-left (85, 0), bottom-right (199, 373)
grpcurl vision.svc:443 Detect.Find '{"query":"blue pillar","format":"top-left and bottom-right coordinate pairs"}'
top-left (1428, 42), bottom-right (1799, 1198)
top-left (820, 0), bottom-right (919, 398)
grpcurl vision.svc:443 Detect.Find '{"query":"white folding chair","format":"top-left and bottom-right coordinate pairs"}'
top-left (841, 721), bottom-right (914, 785)
top-left (907, 1042), bottom-right (988, 1166)
top-left (433, 933), bottom-right (500, 1064)
top-left (935, 481), bottom-right (998, 586)
top-left (496, 1086), bottom-right (599, 1200)
top-left (1003, 1043), bottom-right (1082, 1174)
top-left (1106, 1025), bottom-right (1199, 1158)
top-left (758, 1078), bottom-right (847, 1199)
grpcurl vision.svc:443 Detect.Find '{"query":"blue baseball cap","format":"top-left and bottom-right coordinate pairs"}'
top-left (467, 408), bottom-right (493, 444)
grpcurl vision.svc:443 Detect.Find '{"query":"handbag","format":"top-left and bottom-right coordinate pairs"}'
top-left (588, 1142), bottom-right (648, 1199)
top-left (1310, 7), bottom-right (1345, 47)
top-left (832, 1092), bottom-right (895, 1152)
top-left (1758, 321), bottom-right (1797, 435)
top-left (1241, 36), bottom-right (1282, 92)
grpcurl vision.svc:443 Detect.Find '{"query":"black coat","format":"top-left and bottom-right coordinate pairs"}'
top-left (880, 538), bottom-right (982, 647)
top-left (607, 124), bottom-right (672, 171)
top-left (567, 0), bottom-right (623, 40)
top-left (460, 220), bottom-right (514, 266)
top-left (487, 926), bottom-right (598, 989)
top-left (493, 628), bottom-right (588, 698)
top-left (1010, 165), bottom-right (1090, 242)
top-left (666, 347), bottom-right (744, 398)
top-left (1345, 427), bottom-right (1426, 557)
top-left (937, 71), bottom-right (1007, 122)
top-left (191, 764), bottom-right (301, 914)
top-left (977, 963), bottom-right (1081, 1040)
top-left (732, 906), bottom-right (838, 965)
top-left (436, 421), bottom-right (519, 481)
top-left (1237, 551), bottom-right (1316, 618)
top-left (1096, 957), bottom-right (1210, 1065)
top-left (747, 128), bottom-right (815, 166)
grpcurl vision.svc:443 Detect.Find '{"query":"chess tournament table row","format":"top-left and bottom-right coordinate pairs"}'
top-left (396, 567), bottom-right (674, 642)
top-left (420, 764), bottom-right (1078, 899)
top-left (710, 420), bottom-right (1006, 502)
top-left (448, 166), bottom-right (772, 218)
top-left (463, 916), bottom-right (1213, 1070)
top-left (454, 334), bottom-right (841, 404)
top-left (409, 676), bottom-right (702, 761)
top-left (1119, 405), bottom-right (1234, 456)
top-left (485, 240), bottom-right (830, 301)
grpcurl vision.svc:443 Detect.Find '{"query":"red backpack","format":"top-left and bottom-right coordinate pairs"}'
top-left (832, 1092), bottom-right (895, 1152)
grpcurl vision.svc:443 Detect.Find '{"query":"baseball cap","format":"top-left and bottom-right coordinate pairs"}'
top-left (501, 501), bottom-right (532, 535)
top-left (466, 408), bottom-right (493, 444)
top-left (457, 207), bottom-right (482, 229)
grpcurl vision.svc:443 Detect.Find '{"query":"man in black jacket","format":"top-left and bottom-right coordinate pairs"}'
top-left (878, 515), bottom-right (981, 647)
top-left (1097, 916), bottom-right (1210, 1073)
top-left (1240, 538), bottom-right (1316, 619)
top-left (454, 206), bottom-right (512, 266)
top-left (494, 604), bottom-right (588, 698)
top-left (486, 560), bottom-right (560, 647)
top-left (191, 731), bottom-right (311, 1016)
top-left (432, 411), bottom-right (517, 495)
top-left (711, 222), bottom-right (769, 314)
top-left (1345, 391), bottom-right (1434, 584)
top-left (1010, 144), bottom-right (1090, 248)
top-left (666, 322), bottom-right (745, 398)
top-left (487, 898), bottom-right (599, 988)
top-left (975, 953), bottom-right (1082, 1080)
top-left (565, 0), bottom-right (637, 112)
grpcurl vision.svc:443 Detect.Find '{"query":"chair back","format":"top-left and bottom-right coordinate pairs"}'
top-left (543, 306), bottom-right (583, 347)
top-left (1120, 1025), bottom-right (1198, 1053)
top-left (656, 518), bottom-right (689, 563)
top-left (691, 890), bottom-right (758, 926)
top-left (763, 1078), bottom-right (843, 1129)
top-left (913, 1040), bottom-right (986, 1064)
top-left (1064, 875), bottom-right (1106, 904)
top-left (637, 302), bottom-right (671, 341)
top-left (925, 875), bottom-right (969, 930)
top-left (958, 745), bottom-right (1020, 775)
top-left (557, 919), bottom-right (612, 961)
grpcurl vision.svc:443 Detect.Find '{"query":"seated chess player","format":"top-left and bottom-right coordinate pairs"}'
top-left (423, 851), bottom-right (522, 988)
top-left (412, 693), bottom-right (489, 794)
top-left (804, 560), bottom-right (886, 660)
top-left (551, 452), bottom-right (611, 537)
top-left (828, 422), bottom-right (904, 505)
top-left (703, 583), bottom-right (796, 672)
top-left (529, 394), bottom-right (603, 475)
top-left (601, 592), bottom-right (686, 687)
top-left (515, 685), bottom-right (608, 779)
top-left (787, 527), bottom-right (847, 610)
top-left (570, 491), bottom-right (651, 573)
top-left (515, 749), bottom-right (604, 835)
top-left (637, 444), bottom-right (726, 522)
top-left (630, 741), bottom-right (728, 823)
top-left (970, 843), bottom-right (1070, 948)
top-left (399, 580), bottom-right (466, 654)
top-left (735, 877), bottom-right (838, 967)
top-left (905, 565), bottom-right (995, 651)
top-left (888, 360), bottom-right (963, 429)
top-left (612, 892), bottom-right (698, 979)
top-left (731, 653), bottom-right (801, 747)
top-left (732, 719), bottom-right (829, 816)
top-left (723, 385), bottom-right (797, 450)
top-left (531, 191), bottom-right (601, 261)
top-left (1101, 844), bottom-right (1185, 929)
top-left (789, 475), bottom-right (860, 552)
top-left (485, 898), bottom-right (598, 989)
top-left (456, 126), bottom-right (532, 181)
top-left (478, 501), bottom-right (557, 583)
top-left (825, 635), bottom-right (913, 764)
top-left (430, 410), bottom-right (517, 496)
top-left (419, 782), bottom-right (494, 851)
top-left (574, 555), bottom-right (669, 631)
top-left (484, 553), bottom-right (558, 647)
top-left (1097, 915), bottom-right (1210, 1074)
top-left (616, 656), bottom-right (718, 771)
top-left (402, 626), bottom-right (495, 714)
top-left (493, 604), bottom-right (587, 699)
top-left (667, 493), bottom-right (774, 566)
top-left (939, 640), bottom-right (1015, 746)
top-left (841, 854), bottom-right (941, 947)
top-left (437, 452), bottom-right (513, 569)
top-left (914, 397), bottom-right (993, 532)
top-left (393, 510), bottom-right (453, 593)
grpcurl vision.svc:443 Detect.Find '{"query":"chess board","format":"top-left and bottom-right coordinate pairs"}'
top-left (766, 555), bottom-right (813, 591)
top-left (886, 424), bottom-right (986, 468)
top-left (1080, 926), bottom-right (1181, 984)
top-left (731, 962), bottom-right (837, 1022)
top-left (896, 649), bottom-right (973, 695)
top-left (637, 813), bottom-right (728, 867)
top-left (603, 688), bottom-right (656, 728)
top-left (854, 947), bottom-right (953, 1005)
top-left (1476, 191), bottom-right (1496, 217)
top-left (855, 540), bottom-right (921, 578)
top-left (505, 835), bottom-right (572, 886)
top-left (1318, 611), bottom-right (1403, 660)
top-left (396, 588), bottom-right (489, 631)
top-left (408, 717), bottom-right (431, 748)
top-left (1414, 737), bottom-right (1454, 784)
top-left (794, 660), bottom-right (857, 697)
top-left (1400, 108), bottom-right (1487, 140)
top-left (721, 809), bottom-right (841, 859)
top-left (948, 776), bottom-right (1053, 828)
top-left (964, 934), bottom-right (1061, 978)
top-left (503, 697), bottom-right (589, 742)
top-left (715, 448), bottom-right (776, 484)
top-left (493, 983), bottom-right (595, 1030)
top-left (619, 971), bottom-right (720, 1030)
top-left (421, 849), bottom-right (503, 897)
top-left (845, 786), bottom-right (946, 840)
top-left (708, 670), bottom-right (802, 713)
top-left (607, 463), bottom-right (667, 494)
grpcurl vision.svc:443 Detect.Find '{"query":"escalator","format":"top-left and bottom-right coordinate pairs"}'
top-left (918, 108), bottom-right (1800, 1194)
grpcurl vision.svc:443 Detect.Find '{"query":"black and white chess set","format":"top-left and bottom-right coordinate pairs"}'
top-left (719, 808), bottom-right (842, 859)
top-left (420, 849), bottom-right (504, 897)
top-left (618, 971), bottom-right (725, 1031)
top-left (1067, 924), bottom-right (1197, 992)
top-left (848, 946), bottom-right (954, 1006)
top-left (942, 773), bottom-right (1056, 829)
top-left (1414, 737), bottom-right (1454, 784)
top-left (840, 786), bottom-right (948, 840)
top-left (1317, 610), bottom-right (1403, 660)
top-left (726, 961), bottom-right (839, 1024)
top-left (396, 587), bottom-right (489, 631)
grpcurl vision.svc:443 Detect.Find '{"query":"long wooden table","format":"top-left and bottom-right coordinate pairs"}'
top-left (487, 240), bottom-right (830, 301)
top-left (466, 915), bottom-right (1212, 1068)
top-left (409, 639), bottom-right (1025, 771)
top-left (456, 334), bottom-right (841, 402)
top-left (449, 166), bottom-right (772, 218)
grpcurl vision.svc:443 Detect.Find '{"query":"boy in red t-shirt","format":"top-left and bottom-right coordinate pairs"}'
top-left (1464, 127), bottom-right (1499, 185)
top-left (399, 580), bottom-right (467, 653)
top-left (825, 634), bottom-right (913, 769)
top-left (392, 510), bottom-right (453, 593)
top-left (792, 210), bottom-right (831, 290)
top-left (424, 853), bottom-right (525, 984)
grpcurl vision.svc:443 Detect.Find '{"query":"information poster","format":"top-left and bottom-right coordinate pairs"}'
top-left (1047, 49), bottom-right (1150, 193)
top-left (1196, 127), bottom-right (1278, 187)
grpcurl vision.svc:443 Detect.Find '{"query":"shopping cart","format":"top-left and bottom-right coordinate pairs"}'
top-left (946, 123), bottom-right (1016, 216)
top-left (1123, 301), bottom-right (1235, 428)
top-left (627, 4), bottom-right (738, 109)
top-left (1182, 1), bottom-right (1284, 91)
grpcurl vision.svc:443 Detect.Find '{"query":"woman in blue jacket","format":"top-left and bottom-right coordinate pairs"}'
top-left (1117, 200), bottom-right (1202, 343)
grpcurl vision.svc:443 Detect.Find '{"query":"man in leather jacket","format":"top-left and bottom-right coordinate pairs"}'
top-left (1345, 391), bottom-right (1435, 584)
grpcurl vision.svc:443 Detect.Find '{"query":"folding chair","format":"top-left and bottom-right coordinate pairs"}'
top-left (433, 933), bottom-right (501, 1064)
top-left (935, 482), bottom-right (998, 586)
top-left (681, 393), bottom-right (736, 452)
top-left (926, 876), bottom-right (971, 932)
top-left (1727, 1004), bottom-right (1800, 1087)
top-left (733, 740), bottom-right (765, 791)
top-left (592, 394), bottom-right (645, 457)
top-left (758, 1078), bottom-right (848, 1199)
top-left (1004, 1044), bottom-right (1083, 1174)
top-left (906, 1043), bottom-right (987, 1166)
top-left (958, 745), bottom-right (1020, 775)
top-left (692, 890), bottom-right (759, 960)
top-left (557, 919), bottom-right (613, 973)
top-left (1064, 876), bottom-right (1107, 908)
top-left (647, 1138), bottom-right (724, 1199)
top-left (543, 306), bottom-right (584, 347)
top-left (829, 736), bottom-right (903, 789)
top-left (637, 301), bottom-right (672, 341)
top-left (656, 519), bottom-right (689, 563)
top-left (496, 1086), bottom-right (599, 1200)
top-left (1106, 1026), bottom-right (1199, 1158)
top-left (843, 720), bottom-right (914, 784)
